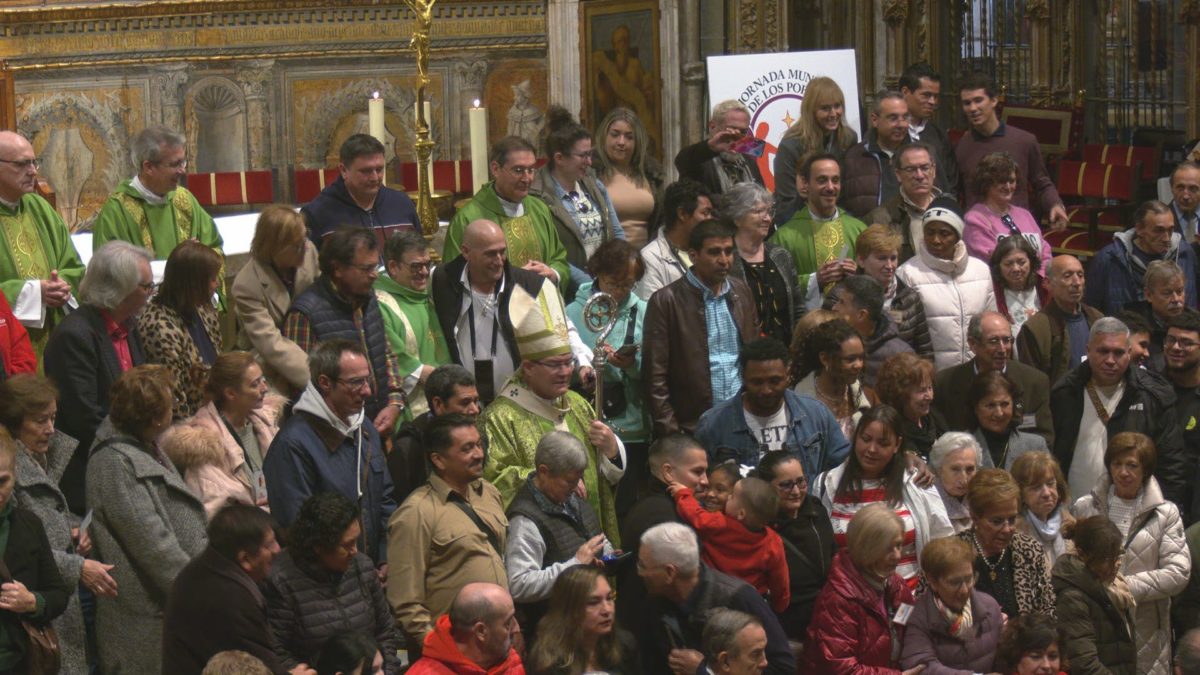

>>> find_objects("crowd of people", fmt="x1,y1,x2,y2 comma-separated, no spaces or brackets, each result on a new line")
3,60,1200,675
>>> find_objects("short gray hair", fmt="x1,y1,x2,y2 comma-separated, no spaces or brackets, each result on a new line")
710,100,750,126
640,522,700,575
967,311,1008,342
701,609,762,664
130,125,186,171
1144,259,1184,290
720,182,772,223
534,430,589,476
929,432,981,471
871,89,906,116
79,240,152,310
1089,317,1131,343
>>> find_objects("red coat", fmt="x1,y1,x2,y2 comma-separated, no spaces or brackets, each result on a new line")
0,293,34,377
804,549,914,675
406,614,526,675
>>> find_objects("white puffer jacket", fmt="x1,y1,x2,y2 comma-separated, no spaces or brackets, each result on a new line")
1073,475,1191,675
896,242,996,371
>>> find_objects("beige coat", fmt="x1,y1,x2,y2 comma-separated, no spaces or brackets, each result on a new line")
231,244,318,395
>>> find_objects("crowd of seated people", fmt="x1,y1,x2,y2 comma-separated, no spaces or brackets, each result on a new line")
7,60,1200,675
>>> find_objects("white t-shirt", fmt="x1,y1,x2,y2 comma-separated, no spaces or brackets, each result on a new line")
1068,381,1124,499
743,403,790,452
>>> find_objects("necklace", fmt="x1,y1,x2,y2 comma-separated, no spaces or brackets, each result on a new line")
971,531,1007,582
814,378,851,415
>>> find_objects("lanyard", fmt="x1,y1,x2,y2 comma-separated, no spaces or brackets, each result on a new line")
1085,381,1115,425
999,213,1022,238
467,287,501,358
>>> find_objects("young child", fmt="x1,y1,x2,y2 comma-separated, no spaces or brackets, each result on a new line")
704,462,741,512
668,476,790,613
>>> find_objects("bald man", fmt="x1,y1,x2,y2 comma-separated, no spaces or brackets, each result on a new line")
1017,255,1104,386
406,582,524,673
0,130,85,358
430,219,593,404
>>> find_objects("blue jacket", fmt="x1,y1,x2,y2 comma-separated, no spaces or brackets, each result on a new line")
302,175,418,250
264,412,397,563
1085,229,1198,316
694,389,850,480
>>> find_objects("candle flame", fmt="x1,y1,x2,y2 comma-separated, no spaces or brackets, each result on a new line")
473,99,481,108
372,91,380,99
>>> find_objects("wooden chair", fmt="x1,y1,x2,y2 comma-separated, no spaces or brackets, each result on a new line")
1043,160,1141,258
1000,102,1084,160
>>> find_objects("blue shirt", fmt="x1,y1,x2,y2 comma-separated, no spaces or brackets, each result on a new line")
686,270,741,405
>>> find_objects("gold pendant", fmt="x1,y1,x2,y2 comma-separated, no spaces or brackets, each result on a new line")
990,570,997,582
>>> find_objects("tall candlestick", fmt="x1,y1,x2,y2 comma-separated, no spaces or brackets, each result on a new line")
368,92,385,145
414,100,434,185
469,100,489,194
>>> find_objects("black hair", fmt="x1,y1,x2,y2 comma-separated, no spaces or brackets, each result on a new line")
800,152,841,181
314,632,376,675
707,461,742,486
835,405,907,506
287,492,361,563
754,451,804,482
385,230,429,264
958,72,998,99
1168,308,1200,336
834,275,884,326
339,133,386,165
994,614,1062,674
898,62,941,94
737,337,789,372
318,226,377,277
687,219,735,252
207,503,276,562
801,318,861,378
423,412,477,459
663,179,712,231
424,365,477,409
1118,309,1152,337
541,105,591,168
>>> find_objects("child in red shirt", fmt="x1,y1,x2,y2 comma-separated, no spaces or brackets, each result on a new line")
668,476,790,613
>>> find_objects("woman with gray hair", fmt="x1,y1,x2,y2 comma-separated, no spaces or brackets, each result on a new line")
929,431,982,533
724,182,803,345
505,431,611,638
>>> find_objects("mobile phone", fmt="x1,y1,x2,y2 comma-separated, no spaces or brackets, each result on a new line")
600,551,631,566
616,343,640,357
731,135,766,157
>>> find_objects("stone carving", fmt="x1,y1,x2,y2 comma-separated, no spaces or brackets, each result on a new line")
236,60,275,168
506,79,541,144
154,64,192,131
453,60,489,92
297,78,439,168
883,0,909,24
189,79,248,172
1026,0,1050,21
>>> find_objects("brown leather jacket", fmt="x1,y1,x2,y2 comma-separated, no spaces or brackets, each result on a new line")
642,274,760,437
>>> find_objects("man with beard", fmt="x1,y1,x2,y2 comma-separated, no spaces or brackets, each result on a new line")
1088,200,1198,316
1162,310,1200,519
1017,255,1104,387
1122,260,1190,370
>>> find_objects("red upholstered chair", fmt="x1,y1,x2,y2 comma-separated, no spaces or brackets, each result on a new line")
1043,160,1141,258
1080,144,1160,182
292,168,341,204
186,170,275,208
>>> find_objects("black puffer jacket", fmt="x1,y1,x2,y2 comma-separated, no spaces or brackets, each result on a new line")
1052,554,1137,675
822,275,933,361
263,549,401,674
772,496,834,640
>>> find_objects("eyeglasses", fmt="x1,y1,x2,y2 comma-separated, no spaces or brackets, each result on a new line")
983,336,1015,347
0,158,38,170
749,206,775,217
156,158,188,170
347,262,379,274
406,261,431,274
336,376,372,390
1166,335,1200,349
984,515,1018,528
505,165,536,177
898,164,933,175
941,572,978,589
566,151,593,161
138,280,157,292
775,477,808,492
535,357,578,372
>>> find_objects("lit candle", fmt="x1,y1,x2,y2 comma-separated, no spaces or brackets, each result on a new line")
469,100,489,194
414,100,434,185
368,92,385,145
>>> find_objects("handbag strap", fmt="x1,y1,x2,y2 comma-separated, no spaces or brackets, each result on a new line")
449,495,503,556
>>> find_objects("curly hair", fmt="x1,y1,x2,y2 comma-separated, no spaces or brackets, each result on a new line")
286,492,361,563
971,151,1019,198
109,365,174,437
801,318,861,379
874,352,934,414
585,238,645,281
787,309,838,385
994,614,1062,673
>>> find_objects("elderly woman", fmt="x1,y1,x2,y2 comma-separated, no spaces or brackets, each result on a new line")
0,376,92,674
137,239,223,419
848,224,933,359
968,370,1047,470
263,491,400,674
793,318,874,441
86,364,208,674
896,200,997,370
1072,431,1189,675
900,536,1004,674
995,614,1066,675
957,468,1055,620
774,76,858,210
1053,515,1138,675
526,566,638,675
989,235,1048,337
928,432,982,533
1011,451,1074,568
167,351,279,517
804,503,914,672
817,405,953,588
505,431,610,638
232,204,319,396
593,107,664,248
964,152,1053,269
876,352,944,459
756,451,833,640
723,182,803,346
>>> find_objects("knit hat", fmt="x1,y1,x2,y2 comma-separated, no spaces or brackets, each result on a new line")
510,284,571,361
922,196,965,237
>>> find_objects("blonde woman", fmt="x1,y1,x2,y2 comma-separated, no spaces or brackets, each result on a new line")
773,77,858,208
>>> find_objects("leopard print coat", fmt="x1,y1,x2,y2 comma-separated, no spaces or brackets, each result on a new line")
957,528,1056,619
136,298,222,420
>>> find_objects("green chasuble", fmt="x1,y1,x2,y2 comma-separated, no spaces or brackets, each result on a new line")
373,274,451,422
0,193,86,357
481,375,621,547
769,205,867,293
445,182,569,288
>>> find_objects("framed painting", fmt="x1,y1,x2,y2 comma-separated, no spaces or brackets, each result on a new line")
581,0,662,156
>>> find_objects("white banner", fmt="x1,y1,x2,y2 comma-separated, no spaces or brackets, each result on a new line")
706,49,861,191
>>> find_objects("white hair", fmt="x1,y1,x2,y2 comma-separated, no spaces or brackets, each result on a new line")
640,522,700,575
710,100,750,126
1089,317,1130,342
79,240,152,310
130,125,185,171
928,431,981,471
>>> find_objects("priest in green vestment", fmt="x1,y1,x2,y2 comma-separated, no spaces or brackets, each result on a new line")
445,136,569,287
479,274,624,546
770,152,866,310
0,131,86,359
375,230,450,423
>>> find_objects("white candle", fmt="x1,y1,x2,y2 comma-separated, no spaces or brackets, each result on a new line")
414,100,434,185
469,100,489,194
368,92,385,146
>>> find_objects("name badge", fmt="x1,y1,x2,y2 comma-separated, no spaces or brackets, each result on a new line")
893,603,914,626
251,470,268,506
1020,414,1037,430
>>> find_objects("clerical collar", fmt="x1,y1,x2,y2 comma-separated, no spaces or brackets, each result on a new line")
495,192,524,218
0,194,19,210
131,175,168,205
809,206,839,223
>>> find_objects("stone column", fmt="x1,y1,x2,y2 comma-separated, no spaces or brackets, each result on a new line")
153,63,190,132
453,59,489,158
236,59,275,169
547,0,582,116
679,0,704,167
882,0,909,89
659,0,681,173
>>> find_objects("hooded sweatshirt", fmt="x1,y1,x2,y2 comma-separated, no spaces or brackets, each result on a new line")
301,175,418,252
1084,228,1198,316
406,614,525,675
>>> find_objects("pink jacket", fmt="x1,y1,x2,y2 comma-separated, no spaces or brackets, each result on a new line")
963,203,1053,271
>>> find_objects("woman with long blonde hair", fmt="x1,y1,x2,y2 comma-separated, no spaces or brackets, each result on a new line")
774,76,858,208
592,107,664,247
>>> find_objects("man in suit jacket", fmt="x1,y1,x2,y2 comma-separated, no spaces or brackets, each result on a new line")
934,311,1054,447
44,240,153,513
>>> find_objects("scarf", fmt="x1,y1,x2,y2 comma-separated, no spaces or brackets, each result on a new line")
933,593,974,639
917,239,969,277
714,152,754,193
1025,507,1066,558
292,381,365,439
1107,573,1137,613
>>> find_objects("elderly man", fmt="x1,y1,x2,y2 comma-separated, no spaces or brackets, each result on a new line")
829,275,915,385
93,125,223,263
638,522,794,675
934,311,1053,445
284,226,404,434
445,136,569,286
1089,200,1198,316
388,414,509,658
770,153,868,309
302,133,417,250
1122,259,1190,369
389,364,483,505
1169,161,1200,242
674,100,765,198
376,229,450,422
1050,317,1187,510
0,130,85,357
264,340,397,563
701,610,770,675
841,90,910,218
431,219,593,405
504,431,609,634
1017,255,1104,386
405,583,524,675
45,240,153,512
636,179,714,300
899,62,958,195
864,142,943,261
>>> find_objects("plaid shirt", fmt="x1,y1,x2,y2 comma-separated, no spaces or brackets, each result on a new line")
685,270,742,405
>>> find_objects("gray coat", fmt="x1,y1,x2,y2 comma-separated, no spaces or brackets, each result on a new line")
86,422,208,674
972,427,1048,471
14,433,87,675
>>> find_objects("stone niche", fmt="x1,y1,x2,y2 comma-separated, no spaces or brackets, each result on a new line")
0,0,549,230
